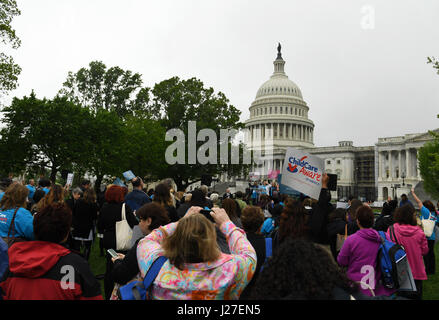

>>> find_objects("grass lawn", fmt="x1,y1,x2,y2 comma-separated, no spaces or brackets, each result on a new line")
87,236,439,300
422,242,439,300
88,239,106,296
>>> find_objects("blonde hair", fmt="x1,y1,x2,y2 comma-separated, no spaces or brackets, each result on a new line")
162,214,221,269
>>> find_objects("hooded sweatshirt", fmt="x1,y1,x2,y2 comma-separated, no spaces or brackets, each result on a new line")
387,223,429,280
0,241,102,300
337,228,395,297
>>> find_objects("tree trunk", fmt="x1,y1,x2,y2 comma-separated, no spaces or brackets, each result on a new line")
95,173,104,193
50,165,58,184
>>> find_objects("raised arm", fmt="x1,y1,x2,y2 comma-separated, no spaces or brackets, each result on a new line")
210,207,257,298
411,188,423,209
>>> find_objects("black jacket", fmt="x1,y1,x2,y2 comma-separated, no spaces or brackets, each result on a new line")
97,202,138,251
111,237,142,285
164,205,179,223
177,202,191,219
216,217,243,254
71,199,99,239
374,214,394,232
240,232,267,300
308,188,333,245
326,218,347,259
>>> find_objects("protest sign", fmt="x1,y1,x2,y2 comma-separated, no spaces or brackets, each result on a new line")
66,173,74,186
278,174,301,197
123,170,136,181
113,177,127,187
280,147,325,200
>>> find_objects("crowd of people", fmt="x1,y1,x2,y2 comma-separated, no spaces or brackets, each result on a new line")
0,173,438,300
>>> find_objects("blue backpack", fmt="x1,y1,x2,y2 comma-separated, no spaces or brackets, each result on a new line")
119,256,167,300
0,237,8,281
260,238,272,273
377,227,410,290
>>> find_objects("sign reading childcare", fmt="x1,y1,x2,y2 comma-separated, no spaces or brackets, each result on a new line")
280,147,324,200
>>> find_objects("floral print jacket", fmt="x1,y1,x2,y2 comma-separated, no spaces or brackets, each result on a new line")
136,220,257,300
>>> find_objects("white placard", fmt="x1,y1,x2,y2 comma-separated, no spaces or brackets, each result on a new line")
66,173,74,186
280,148,325,200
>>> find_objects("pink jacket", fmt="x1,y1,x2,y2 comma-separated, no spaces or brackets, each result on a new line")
136,220,256,300
387,223,429,280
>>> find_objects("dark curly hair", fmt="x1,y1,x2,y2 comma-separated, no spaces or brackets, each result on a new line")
394,204,417,226
34,203,72,244
278,199,310,242
249,238,357,300
136,202,170,230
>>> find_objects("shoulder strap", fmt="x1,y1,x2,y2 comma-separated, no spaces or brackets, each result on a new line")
389,225,398,244
121,203,126,221
265,237,273,258
378,231,386,244
7,208,20,244
143,255,167,292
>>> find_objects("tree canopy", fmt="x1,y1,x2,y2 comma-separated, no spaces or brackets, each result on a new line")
59,60,150,119
0,0,21,94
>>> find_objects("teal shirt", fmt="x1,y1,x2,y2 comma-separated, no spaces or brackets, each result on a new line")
0,207,34,240
421,206,438,241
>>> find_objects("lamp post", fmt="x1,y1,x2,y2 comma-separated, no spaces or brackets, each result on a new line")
401,170,406,186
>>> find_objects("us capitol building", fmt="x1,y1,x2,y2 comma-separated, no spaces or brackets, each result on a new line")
244,44,437,202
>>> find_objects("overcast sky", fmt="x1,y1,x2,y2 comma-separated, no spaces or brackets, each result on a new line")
2,0,439,147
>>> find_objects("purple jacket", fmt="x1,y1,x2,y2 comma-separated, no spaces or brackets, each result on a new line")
337,228,395,297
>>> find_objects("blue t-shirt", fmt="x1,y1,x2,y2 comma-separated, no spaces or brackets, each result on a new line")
0,192,4,202
421,206,438,241
26,185,36,201
0,207,34,240
42,187,50,195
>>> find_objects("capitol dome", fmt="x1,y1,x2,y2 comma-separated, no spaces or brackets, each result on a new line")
255,76,303,100
245,43,315,177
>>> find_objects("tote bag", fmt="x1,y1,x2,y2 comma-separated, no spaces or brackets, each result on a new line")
421,212,435,238
115,203,133,251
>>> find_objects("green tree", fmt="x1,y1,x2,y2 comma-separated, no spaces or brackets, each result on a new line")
75,108,128,192
418,136,439,199
151,76,246,190
59,60,150,118
0,0,21,94
0,93,93,182
124,115,170,183
427,56,439,75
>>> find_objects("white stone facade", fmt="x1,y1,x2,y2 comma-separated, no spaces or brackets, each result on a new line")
375,131,436,201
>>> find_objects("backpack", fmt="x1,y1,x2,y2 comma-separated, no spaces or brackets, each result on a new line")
0,237,8,281
119,256,167,300
377,227,413,290
260,237,272,273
